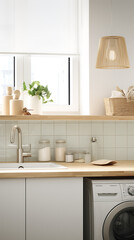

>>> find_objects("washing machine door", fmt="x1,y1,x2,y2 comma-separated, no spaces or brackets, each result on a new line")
103,201,134,240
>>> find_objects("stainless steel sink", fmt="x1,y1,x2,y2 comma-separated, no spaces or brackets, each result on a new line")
0,162,67,170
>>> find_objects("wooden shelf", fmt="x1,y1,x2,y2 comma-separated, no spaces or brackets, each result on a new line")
0,115,134,120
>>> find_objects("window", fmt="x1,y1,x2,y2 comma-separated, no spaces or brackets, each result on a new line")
17,54,79,113
0,56,14,104
0,0,89,114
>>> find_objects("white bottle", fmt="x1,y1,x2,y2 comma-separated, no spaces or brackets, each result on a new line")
91,137,97,161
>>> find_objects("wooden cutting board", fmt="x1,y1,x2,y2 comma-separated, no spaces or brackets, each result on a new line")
91,159,117,166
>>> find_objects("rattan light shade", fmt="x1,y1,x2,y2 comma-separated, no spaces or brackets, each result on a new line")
96,36,130,69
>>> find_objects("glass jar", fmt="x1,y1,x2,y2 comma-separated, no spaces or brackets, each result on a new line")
55,139,66,162
83,151,91,163
73,152,85,163
38,139,51,161
65,151,74,163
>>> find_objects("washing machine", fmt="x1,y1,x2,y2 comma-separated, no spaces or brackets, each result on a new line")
84,178,134,240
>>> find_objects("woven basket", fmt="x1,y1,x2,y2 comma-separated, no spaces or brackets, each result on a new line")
104,98,134,116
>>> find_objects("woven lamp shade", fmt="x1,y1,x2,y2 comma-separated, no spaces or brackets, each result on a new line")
96,36,130,69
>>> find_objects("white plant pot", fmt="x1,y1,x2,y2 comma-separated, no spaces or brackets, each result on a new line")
28,96,42,114
20,91,29,109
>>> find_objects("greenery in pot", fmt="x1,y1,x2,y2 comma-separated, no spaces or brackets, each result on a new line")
23,81,53,103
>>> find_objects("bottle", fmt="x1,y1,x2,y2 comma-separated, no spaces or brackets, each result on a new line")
10,90,23,115
84,152,91,163
55,139,66,162
2,87,13,115
91,137,97,161
38,140,51,161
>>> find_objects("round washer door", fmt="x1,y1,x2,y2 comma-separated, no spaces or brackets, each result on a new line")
103,201,134,240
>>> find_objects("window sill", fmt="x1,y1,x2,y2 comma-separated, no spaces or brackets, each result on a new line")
0,115,134,121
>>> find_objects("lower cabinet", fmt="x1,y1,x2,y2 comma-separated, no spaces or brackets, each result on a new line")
26,178,83,240
0,177,83,240
0,179,25,240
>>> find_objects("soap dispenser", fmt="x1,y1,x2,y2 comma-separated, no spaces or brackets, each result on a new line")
91,137,97,161
10,90,24,115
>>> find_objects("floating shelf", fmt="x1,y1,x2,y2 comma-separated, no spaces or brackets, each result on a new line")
0,115,134,120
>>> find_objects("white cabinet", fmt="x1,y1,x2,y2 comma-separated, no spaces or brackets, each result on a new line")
0,179,25,240
0,178,83,240
26,178,83,240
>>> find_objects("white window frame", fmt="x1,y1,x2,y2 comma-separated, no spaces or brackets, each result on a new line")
15,54,80,115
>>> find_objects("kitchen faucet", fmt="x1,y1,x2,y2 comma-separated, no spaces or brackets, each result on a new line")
10,125,31,163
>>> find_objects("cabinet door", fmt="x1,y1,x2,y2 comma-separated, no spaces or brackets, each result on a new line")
26,178,83,240
0,179,25,240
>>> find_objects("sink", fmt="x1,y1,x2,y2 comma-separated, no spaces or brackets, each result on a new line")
0,162,67,170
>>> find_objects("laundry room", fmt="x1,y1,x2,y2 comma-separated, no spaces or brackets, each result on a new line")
0,1,134,240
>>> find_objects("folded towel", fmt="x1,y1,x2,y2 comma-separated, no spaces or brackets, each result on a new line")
111,90,125,98
126,86,134,102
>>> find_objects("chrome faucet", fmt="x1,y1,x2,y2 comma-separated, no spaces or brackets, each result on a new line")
10,125,31,163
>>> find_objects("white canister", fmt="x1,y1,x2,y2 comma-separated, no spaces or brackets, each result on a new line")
38,140,51,161
65,152,74,163
55,139,66,162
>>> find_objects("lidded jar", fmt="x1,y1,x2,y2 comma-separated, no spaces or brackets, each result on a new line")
38,139,51,161
55,139,66,162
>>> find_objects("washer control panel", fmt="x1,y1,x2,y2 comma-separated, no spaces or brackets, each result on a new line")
122,184,134,199
128,186,134,196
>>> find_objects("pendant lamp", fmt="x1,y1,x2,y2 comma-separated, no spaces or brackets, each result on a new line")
96,36,130,69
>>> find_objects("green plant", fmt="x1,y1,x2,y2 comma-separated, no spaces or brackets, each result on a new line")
23,81,53,103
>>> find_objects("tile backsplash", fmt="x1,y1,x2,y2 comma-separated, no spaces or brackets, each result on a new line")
1,120,134,162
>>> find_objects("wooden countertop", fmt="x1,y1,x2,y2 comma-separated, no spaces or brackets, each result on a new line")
0,161,134,178
1,115,134,120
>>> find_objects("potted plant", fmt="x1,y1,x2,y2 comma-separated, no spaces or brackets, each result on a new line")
23,81,53,114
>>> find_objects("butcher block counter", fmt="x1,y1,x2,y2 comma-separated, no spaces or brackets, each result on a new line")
0,160,134,178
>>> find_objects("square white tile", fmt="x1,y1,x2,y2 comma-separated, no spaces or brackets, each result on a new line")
97,148,104,160
128,121,134,135
116,148,127,160
104,148,116,160
67,123,78,136
116,136,127,148
42,123,54,136
116,121,127,135
66,136,79,148
104,136,115,148
128,148,134,160
54,123,66,136
29,123,41,136
78,122,92,136
5,149,16,162
79,136,91,148
92,122,103,135
128,136,134,147
104,121,115,135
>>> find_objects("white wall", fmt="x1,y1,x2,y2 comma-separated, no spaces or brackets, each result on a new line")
90,0,134,115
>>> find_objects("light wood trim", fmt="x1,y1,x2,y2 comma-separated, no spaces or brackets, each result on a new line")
0,115,134,120
0,161,134,178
